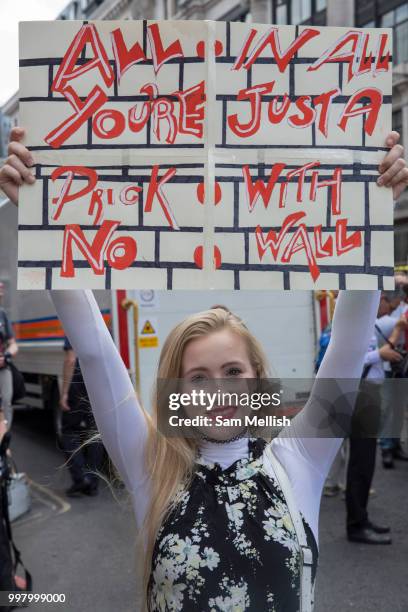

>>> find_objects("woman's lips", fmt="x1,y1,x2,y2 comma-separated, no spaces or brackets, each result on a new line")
208,405,237,420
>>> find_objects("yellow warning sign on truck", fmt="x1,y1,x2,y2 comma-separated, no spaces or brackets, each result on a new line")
141,320,156,335
139,317,159,348
139,337,158,348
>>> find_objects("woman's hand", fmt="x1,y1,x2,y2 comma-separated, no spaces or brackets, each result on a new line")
0,127,35,206
378,131,408,200
2,127,407,207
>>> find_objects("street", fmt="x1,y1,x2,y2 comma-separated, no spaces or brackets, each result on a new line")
7,408,408,612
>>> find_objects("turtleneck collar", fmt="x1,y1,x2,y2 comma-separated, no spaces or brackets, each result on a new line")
198,436,249,470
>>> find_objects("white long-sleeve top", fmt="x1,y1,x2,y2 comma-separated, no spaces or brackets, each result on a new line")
363,332,384,382
50,290,380,546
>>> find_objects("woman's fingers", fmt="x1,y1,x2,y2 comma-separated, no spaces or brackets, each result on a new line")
1,164,23,186
378,129,408,197
376,130,408,199
6,154,35,184
8,140,34,167
379,130,402,174
388,166,408,187
0,164,21,205
377,130,407,199
378,156,405,186
378,143,404,176
9,126,26,144
392,169,408,200
385,130,400,148
0,126,35,205
7,133,35,182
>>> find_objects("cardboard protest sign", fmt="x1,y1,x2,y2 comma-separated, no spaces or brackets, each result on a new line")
18,20,393,290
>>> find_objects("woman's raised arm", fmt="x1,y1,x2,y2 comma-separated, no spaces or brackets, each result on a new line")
0,126,152,527
275,290,381,466
272,290,380,541
50,289,150,527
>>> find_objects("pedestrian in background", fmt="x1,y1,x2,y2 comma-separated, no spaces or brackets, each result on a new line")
0,282,19,431
376,291,408,468
345,294,404,545
0,418,14,602
60,337,104,498
315,293,348,498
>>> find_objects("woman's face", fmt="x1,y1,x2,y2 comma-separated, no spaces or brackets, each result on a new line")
179,329,256,441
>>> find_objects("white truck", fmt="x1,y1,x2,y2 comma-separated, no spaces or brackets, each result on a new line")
1,196,330,437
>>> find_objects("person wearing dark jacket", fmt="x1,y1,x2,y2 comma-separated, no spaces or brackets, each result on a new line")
0,420,15,611
60,337,104,497
0,282,19,431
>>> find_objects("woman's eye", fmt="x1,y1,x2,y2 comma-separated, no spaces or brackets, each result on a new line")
191,374,207,382
226,367,242,376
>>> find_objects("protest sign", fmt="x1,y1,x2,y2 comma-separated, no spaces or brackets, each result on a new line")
18,20,393,289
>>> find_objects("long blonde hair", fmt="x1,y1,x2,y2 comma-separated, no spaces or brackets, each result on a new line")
141,305,270,606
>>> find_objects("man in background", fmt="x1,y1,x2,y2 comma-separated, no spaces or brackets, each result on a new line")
0,281,18,431
346,293,404,544
60,337,104,498
377,288,408,468
0,418,14,604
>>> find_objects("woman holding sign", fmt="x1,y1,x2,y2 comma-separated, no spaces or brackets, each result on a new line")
1,127,408,611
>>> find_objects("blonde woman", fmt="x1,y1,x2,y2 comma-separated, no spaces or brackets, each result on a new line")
1,128,408,611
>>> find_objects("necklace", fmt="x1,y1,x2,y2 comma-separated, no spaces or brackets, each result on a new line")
195,426,249,444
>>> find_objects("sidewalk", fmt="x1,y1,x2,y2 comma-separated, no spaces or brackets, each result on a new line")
315,448,408,611
9,410,408,611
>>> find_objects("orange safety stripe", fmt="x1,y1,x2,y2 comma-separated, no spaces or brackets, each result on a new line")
13,313,111,342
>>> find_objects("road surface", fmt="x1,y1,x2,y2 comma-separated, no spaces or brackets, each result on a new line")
6,409,408,612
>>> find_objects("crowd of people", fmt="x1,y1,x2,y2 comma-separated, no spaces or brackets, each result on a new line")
317,281,408,544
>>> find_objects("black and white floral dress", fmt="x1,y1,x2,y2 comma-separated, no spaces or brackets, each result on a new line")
148,438,318,611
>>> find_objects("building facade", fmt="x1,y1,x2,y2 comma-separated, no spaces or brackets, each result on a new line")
1,0,407,265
